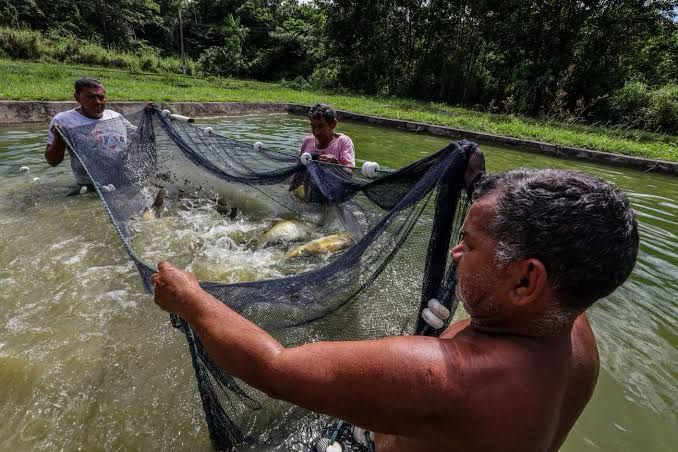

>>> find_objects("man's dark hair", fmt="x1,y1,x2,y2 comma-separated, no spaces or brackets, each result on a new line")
473,168,639,311
309,103,336,122
75,77,104,94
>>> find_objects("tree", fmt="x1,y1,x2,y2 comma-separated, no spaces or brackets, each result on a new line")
198,14,247,76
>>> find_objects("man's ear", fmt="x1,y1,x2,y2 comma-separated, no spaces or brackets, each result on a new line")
508,259,547,306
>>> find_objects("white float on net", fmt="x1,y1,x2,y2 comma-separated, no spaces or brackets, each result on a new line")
326,442,343,452
421,307,444,329
171,113,193,122
428,298,451,320
161,109,193,122
361,161,380,179
315,438,343,452
300,152,313,166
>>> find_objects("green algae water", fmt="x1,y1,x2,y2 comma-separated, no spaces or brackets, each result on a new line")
0,114,676,451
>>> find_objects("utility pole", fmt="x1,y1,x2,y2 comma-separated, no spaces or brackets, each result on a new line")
179,6,186,75
13,0,20,27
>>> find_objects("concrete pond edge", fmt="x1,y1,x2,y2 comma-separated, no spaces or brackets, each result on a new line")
1,100,675,175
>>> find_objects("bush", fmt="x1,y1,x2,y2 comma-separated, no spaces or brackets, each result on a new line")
198,45,244,77
158,55,196,76
644,85,678,134
280,75,309,91
609,82,678,133
0,26,196,76
309,63,339,90
138,47,160,73
68,42,134,71
49,34,81,62
608,82,650,124
0,27,43,59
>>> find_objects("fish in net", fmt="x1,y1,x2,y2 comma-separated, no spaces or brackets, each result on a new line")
55,105,473,450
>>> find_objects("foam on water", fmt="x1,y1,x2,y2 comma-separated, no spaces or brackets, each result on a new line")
128,194,348,286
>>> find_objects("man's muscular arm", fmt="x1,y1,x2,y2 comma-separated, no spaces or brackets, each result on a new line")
45,132,66,167
152,261,465,436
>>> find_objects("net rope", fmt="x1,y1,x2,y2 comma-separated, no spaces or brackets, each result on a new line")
56,105,472,450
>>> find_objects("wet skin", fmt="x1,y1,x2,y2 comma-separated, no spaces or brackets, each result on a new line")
152,194,600,451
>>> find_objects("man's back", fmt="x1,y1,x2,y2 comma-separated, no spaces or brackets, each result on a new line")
373,315,599,451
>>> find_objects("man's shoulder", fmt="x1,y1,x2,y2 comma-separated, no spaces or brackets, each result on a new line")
53,109,121,120
102,109,122,119
336,133,353,145
440,323,562,383
52,108,80,122
434,320,599,449
52,109,124,129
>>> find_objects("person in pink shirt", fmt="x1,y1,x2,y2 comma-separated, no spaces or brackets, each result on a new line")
299,103,355,167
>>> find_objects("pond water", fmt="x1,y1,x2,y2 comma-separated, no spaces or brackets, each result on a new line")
0,113,676,451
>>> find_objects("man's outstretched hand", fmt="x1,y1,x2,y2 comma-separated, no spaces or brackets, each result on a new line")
151,261,203,318
460,140,485,196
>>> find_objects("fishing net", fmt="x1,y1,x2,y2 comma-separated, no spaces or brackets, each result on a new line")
56,105,472,451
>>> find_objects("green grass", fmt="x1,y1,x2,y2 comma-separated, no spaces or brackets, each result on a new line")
1,59,676,161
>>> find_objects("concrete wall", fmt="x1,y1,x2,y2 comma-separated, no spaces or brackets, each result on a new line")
287,104,677,175
0,101,289,124
1,100,675,175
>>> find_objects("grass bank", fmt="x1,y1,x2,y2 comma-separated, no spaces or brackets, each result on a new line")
1,59,676,162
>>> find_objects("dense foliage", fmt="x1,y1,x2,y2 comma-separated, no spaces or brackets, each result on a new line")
1,0,676,133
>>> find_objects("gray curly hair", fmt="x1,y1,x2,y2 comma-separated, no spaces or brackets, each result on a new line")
473,168,639,312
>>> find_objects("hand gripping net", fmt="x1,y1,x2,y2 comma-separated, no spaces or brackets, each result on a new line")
56,106,472,450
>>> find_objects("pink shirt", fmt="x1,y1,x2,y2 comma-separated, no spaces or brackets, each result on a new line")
300,134,355,167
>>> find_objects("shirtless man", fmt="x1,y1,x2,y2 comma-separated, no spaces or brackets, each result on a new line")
152,157,638,451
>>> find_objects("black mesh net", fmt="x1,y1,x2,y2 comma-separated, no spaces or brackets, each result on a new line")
56,106,472,451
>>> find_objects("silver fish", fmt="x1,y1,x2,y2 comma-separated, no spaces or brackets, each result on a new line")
257,219,314,248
